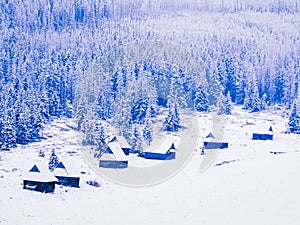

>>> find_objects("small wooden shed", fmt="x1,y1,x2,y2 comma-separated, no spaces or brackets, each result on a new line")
252,126,273,140
142,136,177,160
99,142,128,169
23,163,58,193
53,161,80,187
203,132,229,149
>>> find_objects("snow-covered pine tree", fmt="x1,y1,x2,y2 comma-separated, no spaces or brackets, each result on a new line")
243,95,252,110
94,121,107,158
131,125,142,151
288,101,300,134
164,103,181,132
194,86,209,112
216,94,226,115
261,93,268,110
0,119,16,149
49,149,59,172
251,86,262,112
143,119,153,146
224,92,232,115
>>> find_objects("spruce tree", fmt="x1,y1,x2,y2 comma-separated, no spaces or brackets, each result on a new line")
194,86,209,112
143,119,153,146
131,125,142,151
251,86,261,112
49,149,59,172
94,122,107,158
288,101,300,134
164,104,181,132
224,92,232,115
261,93,268,110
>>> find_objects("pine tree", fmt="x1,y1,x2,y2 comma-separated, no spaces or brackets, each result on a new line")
94,121,107,158
143,119,153,146
224,92,232,115
217,94,226,115
131,125,142,151
288,101,300,134
261,93,268,110
194,86,209,112
48,149,59,172
243,95,252,110
164,104,181,132
251,86,261,112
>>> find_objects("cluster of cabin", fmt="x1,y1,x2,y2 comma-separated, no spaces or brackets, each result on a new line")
98,125,274,167
202,125,274,154
98,135,179,169
23,124,274,193
23,160,80,193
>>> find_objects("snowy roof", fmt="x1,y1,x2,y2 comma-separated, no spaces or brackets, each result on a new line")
204,132,228,143
253,125,273,135
144,135,179,154
52,159,80,177
109,135,131,149
115,136,131,149
106,142,128,161
23,163,58,182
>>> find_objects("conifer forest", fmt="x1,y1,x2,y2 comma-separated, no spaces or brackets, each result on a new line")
0,0,299,149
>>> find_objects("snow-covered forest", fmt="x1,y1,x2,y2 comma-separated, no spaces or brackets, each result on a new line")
0,0,299,149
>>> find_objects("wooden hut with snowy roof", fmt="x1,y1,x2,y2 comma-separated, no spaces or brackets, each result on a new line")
23,163,58,193
142,136,178,160
53,160,80,187
99,142,128,169
109,135,131,155
252,125,273,140
203,132,228,149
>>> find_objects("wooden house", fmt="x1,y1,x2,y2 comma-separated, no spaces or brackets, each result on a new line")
53,161,80,187
142,136,177,160
203,132,229,149
252,125,273,140
23,163,58,193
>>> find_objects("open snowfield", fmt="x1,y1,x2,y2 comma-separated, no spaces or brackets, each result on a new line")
1,107,300,225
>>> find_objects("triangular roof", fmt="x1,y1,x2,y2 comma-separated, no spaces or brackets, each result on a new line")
108,135,131,149
253,124,273,135
56,161,66,169
204,131,228,143
115,135,131,149
53,160,80,177
205,132,215,139
29,164,40,173
108,142,127,161
269,126,273,132
24,163,57,182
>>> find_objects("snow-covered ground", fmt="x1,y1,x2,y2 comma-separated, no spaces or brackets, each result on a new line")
1,107,300,225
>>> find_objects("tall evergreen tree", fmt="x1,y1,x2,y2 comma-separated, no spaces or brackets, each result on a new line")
164,103,181,132
288,101,300,134
194,86,209,112
251,86,262,112
94,121,107,158
49,149,59,172
143,119,153,146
